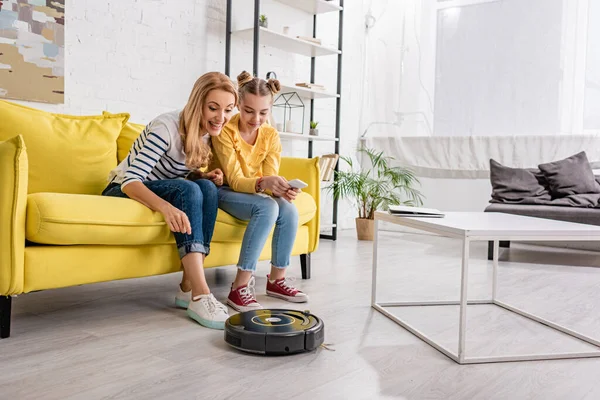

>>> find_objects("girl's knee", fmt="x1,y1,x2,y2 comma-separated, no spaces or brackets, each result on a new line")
254,197,279,221
280,201,299,222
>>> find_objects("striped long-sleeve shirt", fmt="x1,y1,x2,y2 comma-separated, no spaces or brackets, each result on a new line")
108,110,195,189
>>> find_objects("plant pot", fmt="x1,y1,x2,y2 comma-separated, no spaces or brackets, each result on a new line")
259,18,268,28
309,128,319,136
355,218,374,241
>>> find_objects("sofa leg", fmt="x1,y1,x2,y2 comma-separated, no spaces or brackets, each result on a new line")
0,296,11,339
488,241,510,260
300,254,311,280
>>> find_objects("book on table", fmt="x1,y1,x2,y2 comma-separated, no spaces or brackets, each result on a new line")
387,205,445,218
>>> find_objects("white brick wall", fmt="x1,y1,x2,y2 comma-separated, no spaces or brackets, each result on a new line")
10,0,366,231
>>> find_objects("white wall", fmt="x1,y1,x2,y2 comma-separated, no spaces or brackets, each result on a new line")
7,0,367,231
10,0,229,122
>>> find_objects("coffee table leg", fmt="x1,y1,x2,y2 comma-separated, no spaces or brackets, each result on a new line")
458,238,470,363
492,240,499,300
371,219,379,306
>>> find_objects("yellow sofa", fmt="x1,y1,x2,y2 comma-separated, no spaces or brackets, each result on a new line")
0,100,320,339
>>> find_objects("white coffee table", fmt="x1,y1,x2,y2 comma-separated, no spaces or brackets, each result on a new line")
371,211,600,364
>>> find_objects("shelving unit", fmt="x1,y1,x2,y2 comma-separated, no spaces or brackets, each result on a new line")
273,0,342,15
232,27,340,58
280,83,339,100
278,132,339,142
225,0,344,241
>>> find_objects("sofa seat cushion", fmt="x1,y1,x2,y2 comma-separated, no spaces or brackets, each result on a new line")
26,191,317,245
26,193,174,245
485,204,600,226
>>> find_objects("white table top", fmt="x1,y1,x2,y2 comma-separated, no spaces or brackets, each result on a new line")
375,211,600,240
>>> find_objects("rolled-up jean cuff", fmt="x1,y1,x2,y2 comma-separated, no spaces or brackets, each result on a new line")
237,264,257,272
178,242,209,259
271,264,288,269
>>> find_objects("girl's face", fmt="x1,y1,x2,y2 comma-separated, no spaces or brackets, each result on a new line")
239,93,272,133
204,89,236,136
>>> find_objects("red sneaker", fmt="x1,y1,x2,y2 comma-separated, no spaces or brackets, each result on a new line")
266,275,308,303
227,276,263,312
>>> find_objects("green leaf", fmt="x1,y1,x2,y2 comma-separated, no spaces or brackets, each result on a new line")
324,146,425,219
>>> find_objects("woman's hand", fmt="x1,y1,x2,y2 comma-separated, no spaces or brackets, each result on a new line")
159,203,192,234
205,168,224,186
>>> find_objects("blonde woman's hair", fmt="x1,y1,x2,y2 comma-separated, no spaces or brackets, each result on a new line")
179,71,238,170
237,70,281,103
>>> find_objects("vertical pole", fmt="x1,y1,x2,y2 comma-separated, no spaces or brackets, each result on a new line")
253,0,260,77
225,0,232,76
331,0,344,241
371,219,379,305
309,14,317,158
492,240,499,301
458,238,470,363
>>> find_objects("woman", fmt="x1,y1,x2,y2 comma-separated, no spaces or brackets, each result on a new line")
102,71,236,330
210,71,308,312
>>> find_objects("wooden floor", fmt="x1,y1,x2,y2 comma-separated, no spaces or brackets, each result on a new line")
4,226,600,399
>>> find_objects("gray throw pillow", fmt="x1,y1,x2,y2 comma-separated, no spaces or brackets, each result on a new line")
489,159,551,202
538,151,600,197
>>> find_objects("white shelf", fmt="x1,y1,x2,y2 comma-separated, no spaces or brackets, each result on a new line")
233,27,341,58
280,83,339,99
278,132,339,142
273,0,343,15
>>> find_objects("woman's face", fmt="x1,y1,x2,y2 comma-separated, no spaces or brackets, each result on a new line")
203,89,236,136
239,93,272,133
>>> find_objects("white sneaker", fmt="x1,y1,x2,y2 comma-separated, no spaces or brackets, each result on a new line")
187,293,229,330
175,287,191,309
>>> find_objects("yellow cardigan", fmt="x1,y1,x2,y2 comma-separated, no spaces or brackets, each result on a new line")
210,113,282,193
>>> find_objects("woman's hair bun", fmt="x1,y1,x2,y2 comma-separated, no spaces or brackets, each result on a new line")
237,71,253,88
266,78,281,95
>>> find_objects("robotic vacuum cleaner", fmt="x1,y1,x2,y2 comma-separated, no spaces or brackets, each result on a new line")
224,309,324,355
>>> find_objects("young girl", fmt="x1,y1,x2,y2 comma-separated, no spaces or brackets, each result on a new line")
102,71,236,330
210,71,308,312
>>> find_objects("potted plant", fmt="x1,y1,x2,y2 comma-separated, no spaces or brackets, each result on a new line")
309,121,319,136
259,14,268,28
326,147,424,240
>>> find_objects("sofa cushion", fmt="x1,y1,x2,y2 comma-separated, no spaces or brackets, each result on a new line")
538,151,600,197
0,100,129,195
26,191,317,245
485,203,600,226
489,159,551,203
103,111,145,163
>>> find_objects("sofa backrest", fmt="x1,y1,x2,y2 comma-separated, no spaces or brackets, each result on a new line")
102,111,145,164
0,100,129,195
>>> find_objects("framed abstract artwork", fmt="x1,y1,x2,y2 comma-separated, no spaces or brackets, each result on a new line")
0,0,65,104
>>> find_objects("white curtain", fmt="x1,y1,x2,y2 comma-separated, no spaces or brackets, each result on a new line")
359,0,600,141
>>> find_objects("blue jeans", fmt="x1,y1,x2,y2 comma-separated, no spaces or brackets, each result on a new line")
102,179,218,259
218,186,298,271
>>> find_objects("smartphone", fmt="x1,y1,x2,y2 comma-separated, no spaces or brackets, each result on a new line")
287,179,308,189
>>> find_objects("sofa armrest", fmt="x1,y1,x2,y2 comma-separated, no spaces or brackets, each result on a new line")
279,157,320,253
0,135,28,296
